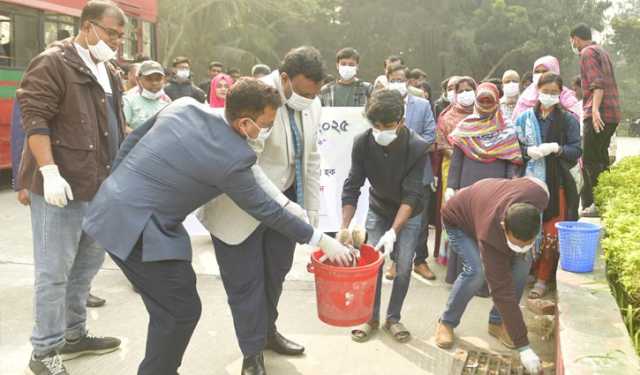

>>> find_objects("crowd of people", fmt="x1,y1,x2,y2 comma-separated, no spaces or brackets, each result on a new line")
10,1,621,375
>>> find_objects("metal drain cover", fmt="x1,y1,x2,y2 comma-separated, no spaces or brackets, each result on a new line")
461,350,527,375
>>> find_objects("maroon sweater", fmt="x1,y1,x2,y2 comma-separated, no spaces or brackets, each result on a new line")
442,177,549,348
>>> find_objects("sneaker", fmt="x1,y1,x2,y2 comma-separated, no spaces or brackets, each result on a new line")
385,262,397,280
435,321,454,349
28,352,68,375
488,323,516,349
580,204,599,218
413,262,436,280
59,333,121,361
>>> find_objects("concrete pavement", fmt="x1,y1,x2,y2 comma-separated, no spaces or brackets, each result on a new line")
0,188,556,374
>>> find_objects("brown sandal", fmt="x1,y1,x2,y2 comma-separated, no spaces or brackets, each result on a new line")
351,320,379,343
383,321,411,343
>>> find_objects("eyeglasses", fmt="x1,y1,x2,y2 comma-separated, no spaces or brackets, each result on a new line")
90,21,125,40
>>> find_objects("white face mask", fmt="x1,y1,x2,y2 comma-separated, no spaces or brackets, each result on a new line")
175,68,190,80
457,90,476,107
533,73,542,86
286,80,315,111
447,90,456,103
539,93,560,108
242,119,270,141
338,65,357,81
570,40,580,55
506,237,534,254
388,82,408,97
372,127,398,146
86,25,116,63
503,82,520,98
141,88,164,101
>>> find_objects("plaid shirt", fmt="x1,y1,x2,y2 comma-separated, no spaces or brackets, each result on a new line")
319,80,372,107
579,43,621,124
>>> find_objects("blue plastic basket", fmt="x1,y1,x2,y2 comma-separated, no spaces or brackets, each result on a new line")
556,221,602,273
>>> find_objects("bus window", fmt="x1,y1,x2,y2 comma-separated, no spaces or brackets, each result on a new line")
0,14,10,66
122,16,139,61
44,14,76,47
13,12,39,67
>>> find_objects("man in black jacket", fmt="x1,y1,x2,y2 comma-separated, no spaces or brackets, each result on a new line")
339,89,428,344
164,56,206,103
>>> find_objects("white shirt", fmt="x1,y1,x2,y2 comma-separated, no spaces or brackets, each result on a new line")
73,42,112,94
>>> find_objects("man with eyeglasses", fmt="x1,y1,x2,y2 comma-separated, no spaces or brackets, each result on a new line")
16,1,126,373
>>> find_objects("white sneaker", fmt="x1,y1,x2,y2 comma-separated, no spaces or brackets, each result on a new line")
580,204,599,218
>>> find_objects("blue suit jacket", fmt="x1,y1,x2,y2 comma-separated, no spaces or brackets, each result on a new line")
405,95,436,185
10,101,25,191
82,98,313,262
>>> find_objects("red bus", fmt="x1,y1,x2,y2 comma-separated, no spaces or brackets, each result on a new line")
0,0,158,170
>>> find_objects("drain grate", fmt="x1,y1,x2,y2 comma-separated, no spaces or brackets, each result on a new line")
461,350,526,375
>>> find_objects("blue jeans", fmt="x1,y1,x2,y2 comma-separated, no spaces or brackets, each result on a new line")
30,193,106,356
367,210,422,323
440,226,531,328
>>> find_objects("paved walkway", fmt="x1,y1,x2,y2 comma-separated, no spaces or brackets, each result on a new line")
0,190,556,374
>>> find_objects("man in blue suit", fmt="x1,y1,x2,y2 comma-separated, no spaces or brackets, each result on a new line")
385,63,437,281
82,79,353,375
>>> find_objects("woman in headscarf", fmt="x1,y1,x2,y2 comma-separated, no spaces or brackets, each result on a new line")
514,72,582,299
511,56,580,122
500,70,520,124
444,82,524,288
208,73,234,108
431,76,477,263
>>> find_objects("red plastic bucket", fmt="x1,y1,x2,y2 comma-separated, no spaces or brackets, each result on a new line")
307,244,383,327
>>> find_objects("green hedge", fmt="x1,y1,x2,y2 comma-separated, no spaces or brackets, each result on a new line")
595,156,640,299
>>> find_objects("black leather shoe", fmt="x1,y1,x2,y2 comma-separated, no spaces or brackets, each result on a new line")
86,293,106,308
265,331,305,356
241,353,266,375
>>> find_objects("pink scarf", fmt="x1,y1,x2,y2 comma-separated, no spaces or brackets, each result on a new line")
436,76,477,151
511,55,580,122
208,74,234,108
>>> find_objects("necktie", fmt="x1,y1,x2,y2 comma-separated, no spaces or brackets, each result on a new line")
287,107,305,206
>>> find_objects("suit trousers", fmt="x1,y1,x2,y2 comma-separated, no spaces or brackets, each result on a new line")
212,224,296,357
109,239,202,375
581,118,617,207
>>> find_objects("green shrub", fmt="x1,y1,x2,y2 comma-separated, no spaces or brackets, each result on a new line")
596,156,640,300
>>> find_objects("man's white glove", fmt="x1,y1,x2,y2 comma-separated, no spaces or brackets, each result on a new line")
337,228,353,246
374,229,396,254
318,234,354,266
40,165,73,208
526,146,545,160
538,142,560,156
444,188,456,202
519,347,542,374
285,201,309,224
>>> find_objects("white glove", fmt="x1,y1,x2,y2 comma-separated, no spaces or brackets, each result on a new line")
285,201,309,224
337,228,353,246
538,142,560,156
526,146,545,160
374,229,396,254
430,176,439,192
519,348,542,374
40,165,73,208
444,188,456,202
318,234,354,266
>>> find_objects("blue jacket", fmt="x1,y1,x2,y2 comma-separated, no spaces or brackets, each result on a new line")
82,98,313,262
10,100,25,191
405,95,436,185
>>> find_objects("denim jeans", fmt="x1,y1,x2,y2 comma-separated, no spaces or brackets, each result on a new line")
440,226,531,328
30,193,106,356
413,189,431,264
367,209,422,323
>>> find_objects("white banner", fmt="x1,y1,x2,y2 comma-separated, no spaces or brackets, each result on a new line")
317,107,370,233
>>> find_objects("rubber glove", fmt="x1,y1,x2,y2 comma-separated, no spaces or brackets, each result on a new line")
526,146,545,160
444,188,456,202
40,165,73,208
284,201,309,224
374,229,396,254
318,234,353,266
337,228,353,246
538,142,560,156
519,347,542,374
